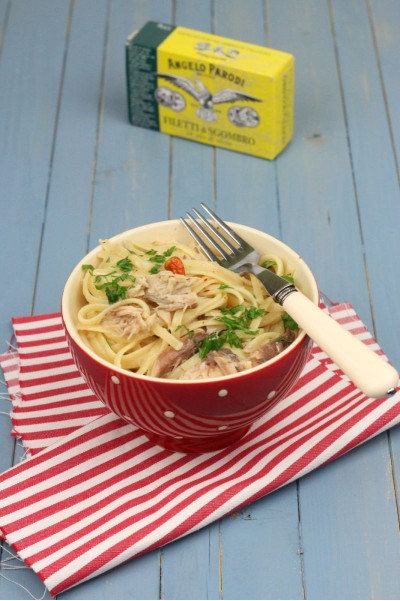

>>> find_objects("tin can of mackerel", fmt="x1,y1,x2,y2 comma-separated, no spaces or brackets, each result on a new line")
126,22,294,160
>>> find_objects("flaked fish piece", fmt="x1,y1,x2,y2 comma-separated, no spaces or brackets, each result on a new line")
126,277,147,298
151,331,207,378
238,330,295,371
101,305,157,339
128,272,199,311
180,348,239,380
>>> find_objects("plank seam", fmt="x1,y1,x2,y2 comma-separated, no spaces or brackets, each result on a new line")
0,0,11,59
327,0,377,338
366,0,400,188
30,0,75,317
86,0,112,254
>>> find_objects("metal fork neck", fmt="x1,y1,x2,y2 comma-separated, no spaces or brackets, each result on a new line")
237,263,297,306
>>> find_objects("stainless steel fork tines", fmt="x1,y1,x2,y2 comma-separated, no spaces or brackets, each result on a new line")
179,204,399,399
180,203,296,303
180,203,260,271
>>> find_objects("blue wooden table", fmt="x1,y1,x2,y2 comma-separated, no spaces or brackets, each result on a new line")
1,0,400,598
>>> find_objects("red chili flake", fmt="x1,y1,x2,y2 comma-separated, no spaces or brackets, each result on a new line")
164,256,185,275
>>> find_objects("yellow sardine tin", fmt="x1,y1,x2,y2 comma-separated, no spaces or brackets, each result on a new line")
126,22,294,160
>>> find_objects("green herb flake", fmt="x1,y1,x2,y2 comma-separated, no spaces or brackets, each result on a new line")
163,246,176,257
116,256,134,272
220,303,244,315
145,249,157,255
281,273,294,283
106,257,111,262
175,324,194,338
149,255,166,263
81,264,94,271
281,312,298,331
149,266,160,274
244,306,267,320
226,330,243,349
105,286,127,304
261,260,277,269
216,315,259,335
218,283,231,290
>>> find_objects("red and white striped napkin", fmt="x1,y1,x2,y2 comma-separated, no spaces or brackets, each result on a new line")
0,303,399,596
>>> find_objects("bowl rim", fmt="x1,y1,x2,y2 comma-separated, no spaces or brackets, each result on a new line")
61,220,319,385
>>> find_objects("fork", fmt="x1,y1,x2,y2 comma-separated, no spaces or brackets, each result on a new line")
180,203,399,399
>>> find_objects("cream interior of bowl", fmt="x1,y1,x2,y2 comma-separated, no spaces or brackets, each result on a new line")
62,220,319,382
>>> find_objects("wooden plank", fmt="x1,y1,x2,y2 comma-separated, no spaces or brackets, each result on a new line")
269,0,371,321
0,0,15,482
0,0,70,343
161,2,221,599
268,1,400,598
33,0,109,314
0,2,71,597
369,0,400,542
210,2,304,599
87,0,173,248
168,0,216,218
213,0,281,238
369,0,400,162
0,1,10,53
60,1,174,599
331,0,400,365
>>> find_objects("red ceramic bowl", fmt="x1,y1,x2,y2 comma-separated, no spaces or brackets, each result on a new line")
61,220,319,453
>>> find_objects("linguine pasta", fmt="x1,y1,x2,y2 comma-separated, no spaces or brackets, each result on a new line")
77,238,299,380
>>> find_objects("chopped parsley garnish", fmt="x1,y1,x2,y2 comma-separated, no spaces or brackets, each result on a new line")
95,279,128,304
281,312,298,331
163,246,176,257
194,305,268,358
281,273,294,283
149,265,160,274
220,303,244,315
217,304,267,334
219,283,231,290
175,325,194,338
262,259,277,269
244,306,267,320
216,315,259,335
147,246,178,268
81,264,94,271
149,254,166,263
116,256,134,272
196,330,243,360
89,256,136,304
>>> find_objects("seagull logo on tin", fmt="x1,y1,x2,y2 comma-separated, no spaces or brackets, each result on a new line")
154,73,261,122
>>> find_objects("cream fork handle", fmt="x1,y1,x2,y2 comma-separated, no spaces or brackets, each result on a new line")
282,291,399,399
